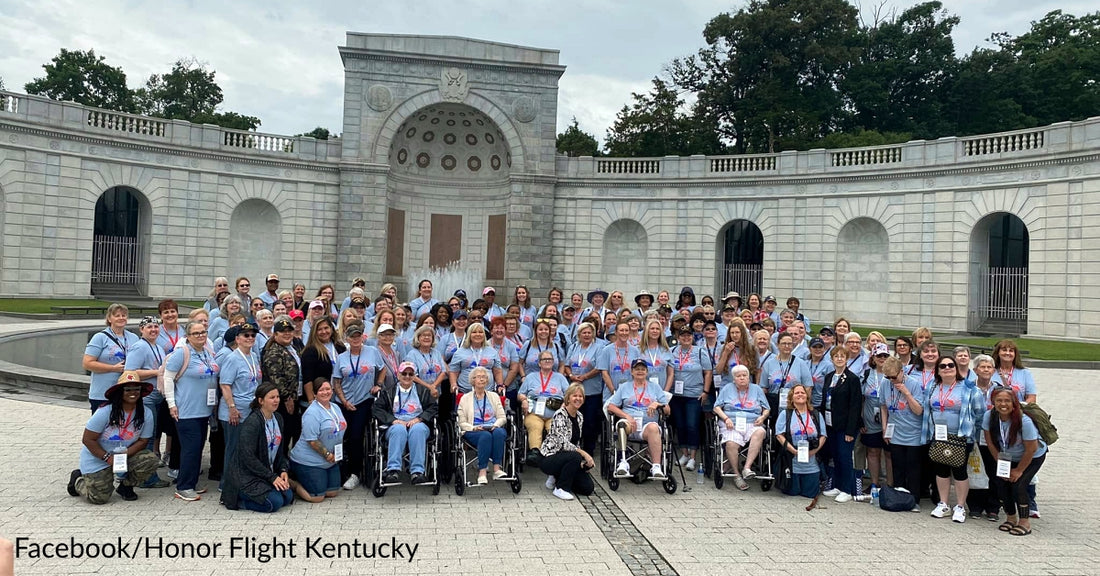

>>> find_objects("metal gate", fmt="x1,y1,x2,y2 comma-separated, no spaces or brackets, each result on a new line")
972,266,1028,333
91,235,146,291
720,264,763,297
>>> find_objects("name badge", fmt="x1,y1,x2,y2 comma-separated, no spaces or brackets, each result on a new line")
535,398,547,417
979,432,988,447
996,458,1011,479
796,440,809,463
333,443,344,461
934,424,948,441
674,380,684,395
735,416,748,432
824,411,833,427
633,416,644,435
648,376,658,387
779,388,789,407
113,452,128,473
207,388,217,406
714,375,722,387
884,423,895,439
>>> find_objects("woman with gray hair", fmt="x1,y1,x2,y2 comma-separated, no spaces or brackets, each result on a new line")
210,295,244,347
205,277,230,312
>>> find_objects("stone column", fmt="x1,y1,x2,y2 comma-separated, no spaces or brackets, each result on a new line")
336,164,389,289
505,175,557,297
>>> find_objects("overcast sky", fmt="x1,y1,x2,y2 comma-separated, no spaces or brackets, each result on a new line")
0,0,1093,145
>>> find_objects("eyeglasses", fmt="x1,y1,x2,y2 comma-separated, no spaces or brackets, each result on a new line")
704,326,717,331
240,333,256,338
400,371,415,377
239,283,250,288
216,283,228,287
189,330,208,336
539,357,555,362
938,363,956,369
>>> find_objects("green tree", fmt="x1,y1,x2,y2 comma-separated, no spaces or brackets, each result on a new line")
297,127,332,140
843,1,959,139
555,117,599,156
670,0,860,153
604,78,722,157
0,76,5,91
24,48,135,111
136,58,260,130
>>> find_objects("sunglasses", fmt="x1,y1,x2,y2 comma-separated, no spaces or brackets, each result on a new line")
239,283,250,288
400,371,415,376
938,363,956,369
123,386,143,392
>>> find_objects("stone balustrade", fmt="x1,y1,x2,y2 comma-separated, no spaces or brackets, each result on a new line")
86,109,167,137
709,154,777,173
961,128,1045,157
222,128,295,153
0,92,18,114
829,146,902,167
596,158,660,174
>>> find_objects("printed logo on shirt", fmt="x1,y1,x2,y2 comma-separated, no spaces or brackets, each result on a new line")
104,424,136,443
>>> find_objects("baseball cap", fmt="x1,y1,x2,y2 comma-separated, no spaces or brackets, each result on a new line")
309,299,324,309
631,358,648,369
809,337,826,348
398,361,417,375
482,287,495,295
274,319,294,332
819,325,835,335
377,324,396,334
266,274,280,282
764,295,777,303
288,309,305,320
345,321,365,337
872,343,890,356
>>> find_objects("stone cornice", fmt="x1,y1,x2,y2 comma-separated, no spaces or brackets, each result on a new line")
339,48,566,78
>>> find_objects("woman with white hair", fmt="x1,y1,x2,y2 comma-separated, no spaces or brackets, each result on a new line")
448,323,503,394
714,364,769,490
205,277,230,312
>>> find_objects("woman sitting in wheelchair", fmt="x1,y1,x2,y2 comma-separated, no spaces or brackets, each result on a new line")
714,364,770,490
518,351,570,463
606,358,673,479
372,361,438,485
457,366,508,485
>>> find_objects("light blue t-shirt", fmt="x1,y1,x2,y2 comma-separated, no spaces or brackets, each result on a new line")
164,344,219,420
408,297,439,320
124,339,165,404
264,415,283,465
218,348,262,422
390,385,424,422
991,368,1038,402
670,344,712,398
518,371,569,418
775,409,827,474
805,357,832,406
926,382,968,435
84,329,140,401
884,376,929,446
449,346,501,393
520,341,563,376
981,411,1047,461
567,341,606,397
716,383,768,420
335,348,383,407
597,344,640,397
861,370,887,434
79,405,155,474
638,346,674,389
155,325,184,355
404,348,446,386
489,340,520,389
605,380,672,420
290,401,347,469
759,355,812,394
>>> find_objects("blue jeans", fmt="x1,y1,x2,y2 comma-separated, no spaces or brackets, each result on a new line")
464,428,507,470
239,489,293,513
291,460,341,496
670,396,701,449
785,472,820,499
220,419,243,490
825,426,856,495
175,417,208,491
386,422,430,474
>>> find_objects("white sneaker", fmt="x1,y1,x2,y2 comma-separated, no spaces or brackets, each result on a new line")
342,474,360,490
823,488,841,497
952,505,967,523
678,454,689,467
835,492,853,503
545,475,556,490
931,502,951,518
552,488,575,501
685,458,696,471
650,464,666,479
477,474,488,486
616,460,630,476
166,468,179,480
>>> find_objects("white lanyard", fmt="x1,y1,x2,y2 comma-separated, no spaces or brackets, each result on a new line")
237,348,258,381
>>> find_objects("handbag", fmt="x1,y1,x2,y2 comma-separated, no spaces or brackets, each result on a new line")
879,486,916,512
967,445,988,489
929,434,969,468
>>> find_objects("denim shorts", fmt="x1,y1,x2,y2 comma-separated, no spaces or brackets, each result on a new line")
291,460,340,496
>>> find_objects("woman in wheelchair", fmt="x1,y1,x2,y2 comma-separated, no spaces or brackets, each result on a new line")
775,383,828,499
606,358,673,479
372,361,438,485
457,366,508,484
518,351,570,463
713,364,770,490
539,384,596,500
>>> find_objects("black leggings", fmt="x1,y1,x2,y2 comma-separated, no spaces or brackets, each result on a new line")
581,394,604,454
540,451,594,496
889,443,925,505
994,454,1045,518
931,444,973,481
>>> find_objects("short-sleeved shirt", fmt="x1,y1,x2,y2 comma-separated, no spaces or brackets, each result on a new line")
335,348,383,406
290,401,347,469
670,345,712,397
520,341,562,376
518,371,569,418
806,357,832,406
991,368,1038,402
489,340,520,388
164,344,219,420
861,370,887,434
218,348,262,422
84,329,140,400
638,346,673,388
606,380,672,419
981,412,1047,461
567,341,606,397
775,409,827,474
124,339,165,403
449,346,501,393
391,385,424,422
716,383,768,420
759,355,812,393
597,344,640,396
79,406,155,474
405,348,446,385
155,325,185,355
884,376,929,446
926,382,968,435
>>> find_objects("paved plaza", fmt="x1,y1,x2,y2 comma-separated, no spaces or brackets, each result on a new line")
0,367,1096,576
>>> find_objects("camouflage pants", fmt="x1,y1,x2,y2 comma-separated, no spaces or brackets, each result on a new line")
76,451,159,504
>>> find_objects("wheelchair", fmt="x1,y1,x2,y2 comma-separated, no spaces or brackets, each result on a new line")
711,416,774,491
449,392,523,496
600,406,678,494
364,416,442,497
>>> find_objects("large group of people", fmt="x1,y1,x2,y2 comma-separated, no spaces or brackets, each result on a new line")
68,277,1050,535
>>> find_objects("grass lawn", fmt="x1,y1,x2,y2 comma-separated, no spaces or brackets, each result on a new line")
0,298,205,314
853,325,1100,361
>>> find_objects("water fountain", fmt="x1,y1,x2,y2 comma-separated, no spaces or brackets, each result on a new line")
406,261,485,304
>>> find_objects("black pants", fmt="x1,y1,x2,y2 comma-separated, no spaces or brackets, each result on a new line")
966,445,1001,515
540,451,594,496
341,398,373,481
153,399,177,457
994,454,1045,518
207,416,224,478
277,398,302,447
581,394,604,454
890,443,925,505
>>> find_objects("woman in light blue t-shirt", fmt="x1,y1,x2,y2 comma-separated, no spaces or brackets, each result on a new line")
983,387,1047,536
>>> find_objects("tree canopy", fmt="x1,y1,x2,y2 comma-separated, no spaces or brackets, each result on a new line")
555,117,599,157
24,49,135,112
604,78,723,157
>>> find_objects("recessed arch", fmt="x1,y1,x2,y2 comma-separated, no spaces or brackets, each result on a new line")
91,186,152,296
835,217,890,325
602,219,649,298
228,199,283,290
969,211,1029,333
716,219,764,296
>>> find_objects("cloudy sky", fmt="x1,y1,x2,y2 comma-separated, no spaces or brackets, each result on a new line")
0,0,1092,145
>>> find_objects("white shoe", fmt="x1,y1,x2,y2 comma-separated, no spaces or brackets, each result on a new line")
823,488,841,497
684,458,696,471
678,454,689,467
952,505,967,523
477,474,488,486
552,488,575,501
742,467,756,480
931,502,951,518
545,475,556,490
342,474,360,490
650,464,666,479
166,468,179,480
616,460,630,477
835,492,853,503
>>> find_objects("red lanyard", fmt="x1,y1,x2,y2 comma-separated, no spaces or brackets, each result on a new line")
615,347,630,371
921,369,934,391
539,371,553,395
166,326,180,349
632,384,647,406
737,387,750,408
493,342,508,363
797,410,813,435
999,369,1014,390
678,348,691,367
937,382,957,412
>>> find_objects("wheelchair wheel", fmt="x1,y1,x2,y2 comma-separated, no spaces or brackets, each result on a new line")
454,473,465,496
664,476,677,495
510,476,522,494
432,477,441,496
760,479,773,492
608,477,619,491
371,478,386,498
714,472,724,490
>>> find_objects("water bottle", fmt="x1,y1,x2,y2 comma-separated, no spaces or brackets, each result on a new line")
696,464,705,484
870,485,880,507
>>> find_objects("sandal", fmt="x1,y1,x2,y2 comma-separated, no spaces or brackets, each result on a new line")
733,475,749,491
998,521,1016,532
1009,525,1032,536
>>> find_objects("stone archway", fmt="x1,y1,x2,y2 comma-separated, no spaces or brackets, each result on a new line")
91,186,151,296
969,212,1029,333
717,219,764,296
835,217,890,325
602,219,649,297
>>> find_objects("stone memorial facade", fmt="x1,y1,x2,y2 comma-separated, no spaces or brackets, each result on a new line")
0,33,1097,340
